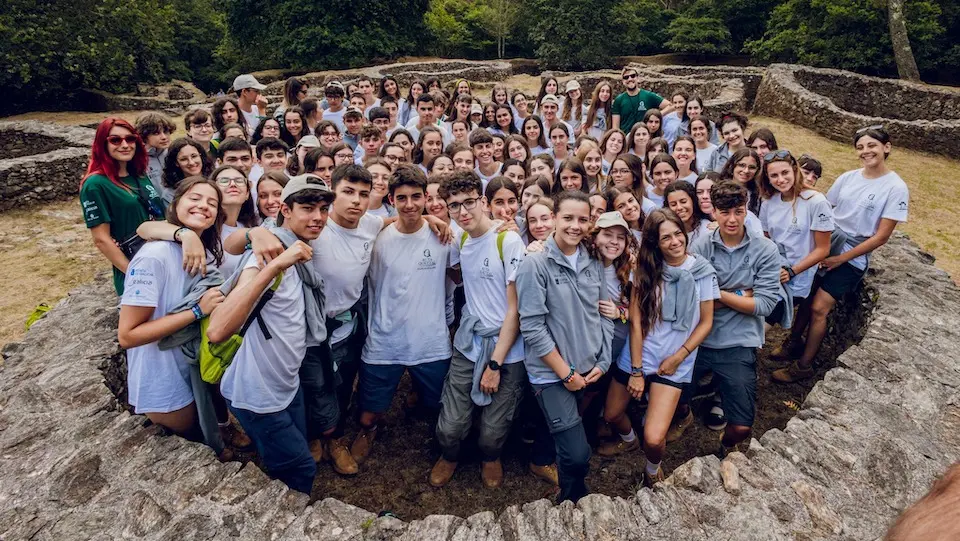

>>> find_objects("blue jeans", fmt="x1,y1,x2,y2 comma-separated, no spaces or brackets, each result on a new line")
226,387,316,494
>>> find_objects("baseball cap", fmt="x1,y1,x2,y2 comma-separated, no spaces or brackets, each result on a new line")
594,211,630,231
470,104,483,115
295,135,321,150
344,106,364,118
565,80,581,92
281,174,333,201
324,81,345,96
233,74,266,91
540,94,560,106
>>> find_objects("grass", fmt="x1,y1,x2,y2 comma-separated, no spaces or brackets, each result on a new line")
0,110,957,350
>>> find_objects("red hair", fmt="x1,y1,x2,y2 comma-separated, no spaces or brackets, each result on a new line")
81,117,149,191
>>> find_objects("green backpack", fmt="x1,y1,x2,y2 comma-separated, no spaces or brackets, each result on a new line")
198,273,283,384
460,230,508,261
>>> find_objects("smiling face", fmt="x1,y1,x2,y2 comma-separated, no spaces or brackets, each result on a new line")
598,84,611,103
554,199,591,249
281,198,330,241
473,141,494,165
529,158,551,179
690,120,708,143
214,168,249,210
582,149,602,177
541,102,558,121
505,164,526,185
430,156,454,176
492,137,504,161
672,94,687,113
390,184,427,221
559,168,582,191
589,194,606,224
189,120,214,143
176,144,204,176
595,226,628,262
614,191,641,223
508,140,528,162
453,149,474,171
856,135,891,169
672,139,695,169
610,159,632,190
527,202,555,241
766,160,796,195
733,156,759,184
658,219,687,263
107,126,137,163
513,94,528,114
261,119,282,140
489,187,518,221
686,100,703,119
545,79,558,95
496,108,512,129
666,189,694,226
651,162,677,192
524,120,541,143
257,179,284,219
721,120,744,147
393,133,414,159
284,112,303,137
606,132,625,155
696,178,714,215
383,79,398,97
176,182,220,232
367,164,390,200
422,132,443,161
318,126,340,149
425,183,450,220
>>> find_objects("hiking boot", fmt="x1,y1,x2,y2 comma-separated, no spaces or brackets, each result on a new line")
666,409,694,443
642,466,665,489
217,448,235,462
220,422,253,449
309,439,325,463
772,361,815,383
350,426,378,464
717,432,747,459
705,400,727,431
481,459,504,488
326,438,359,476
769,337,805,362
596,436,640,457
429,457,457,487
529,463,559,486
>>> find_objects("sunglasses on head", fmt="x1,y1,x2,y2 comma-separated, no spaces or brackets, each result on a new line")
855,124,884,135
107,135,138,146
763,149,794,162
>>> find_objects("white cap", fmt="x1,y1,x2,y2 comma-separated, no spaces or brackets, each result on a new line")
595,211,630,231
281,174,333,201
295,135,321,149
470,103,483,115
540,94,560,106
565,80,581,92
233,74,266,91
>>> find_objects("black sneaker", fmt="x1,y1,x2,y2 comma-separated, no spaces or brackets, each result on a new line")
704,401,727,431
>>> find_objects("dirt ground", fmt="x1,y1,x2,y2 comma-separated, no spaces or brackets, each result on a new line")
291,329,824,520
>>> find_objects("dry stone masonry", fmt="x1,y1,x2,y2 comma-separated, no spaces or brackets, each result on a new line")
1,233,956,540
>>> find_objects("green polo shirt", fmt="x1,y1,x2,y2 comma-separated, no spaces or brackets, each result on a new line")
612,89,665,134
80,174,165,294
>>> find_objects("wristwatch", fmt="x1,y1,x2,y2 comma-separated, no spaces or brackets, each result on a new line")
487,360,502,371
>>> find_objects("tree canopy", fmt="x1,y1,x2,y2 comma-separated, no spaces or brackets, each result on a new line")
0,0,956,114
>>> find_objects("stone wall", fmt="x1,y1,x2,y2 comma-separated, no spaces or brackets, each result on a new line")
1,233,957,540
0,121,94,212
753,64,960,157
77,80,208,115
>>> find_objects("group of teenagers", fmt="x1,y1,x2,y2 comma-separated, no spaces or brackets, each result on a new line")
78,66,910,503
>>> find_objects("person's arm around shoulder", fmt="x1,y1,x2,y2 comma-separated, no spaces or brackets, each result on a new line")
137,221,207,276
226,226,286,267
206,241,312,343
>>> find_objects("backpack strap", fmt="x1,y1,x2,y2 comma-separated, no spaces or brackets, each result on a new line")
239,272,283,339
459,231,469,250
496,230,507,262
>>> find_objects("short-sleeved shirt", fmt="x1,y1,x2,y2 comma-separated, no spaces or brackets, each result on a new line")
760,191,835,298
80,173,165,294
457,228,526,364
617,254,720,384
120,241,193,414
363,221,458,366
612,90,664,134
826,169,909,270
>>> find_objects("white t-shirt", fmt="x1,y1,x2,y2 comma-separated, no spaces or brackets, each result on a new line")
645,185,665,208
679,172,698,184
445,220,465,326
366,204,394,218
475,163,503,192
363,222,458,365
696,144,718,169
220,257,306,414
322,108,346,132
364,98,382,119
406,122,453,147
617,254,720,383
242,105,262,132
313,213,383,345
760,191,835,298
826,169,909,270
641,196,658,216
219,223,244,278
249,164,264,207
662,112,682,145
457,228,526,364
121,242,194,414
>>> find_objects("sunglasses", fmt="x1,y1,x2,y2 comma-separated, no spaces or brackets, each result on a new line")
855,124,884,135
622,73,638,80
107,135,138,146
763,149,794,162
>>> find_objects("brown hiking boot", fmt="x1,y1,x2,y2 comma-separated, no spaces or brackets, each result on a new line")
772,361,815,383
717,432,747,459
597,436,640,457
350,426,378,464
642,466,665,488
529,463,559,486
326,438,359,476
220,422,253,449
666,408,694,443
481,459,504,488
429,457,458,487
309,439,325,463
769,338,804,362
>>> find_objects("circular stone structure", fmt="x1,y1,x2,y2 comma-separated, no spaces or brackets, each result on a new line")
1,234,958,540
753,63,960,157
0,121,94,213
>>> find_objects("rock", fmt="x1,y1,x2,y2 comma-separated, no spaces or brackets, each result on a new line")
720,459,741,495
665,455,722,494
50,451,106,507
791,480,844,535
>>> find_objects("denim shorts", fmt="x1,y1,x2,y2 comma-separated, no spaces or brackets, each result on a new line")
359,359,451,414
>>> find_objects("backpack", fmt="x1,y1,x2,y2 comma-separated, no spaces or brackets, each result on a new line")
197,273,283,384
459,230,508,262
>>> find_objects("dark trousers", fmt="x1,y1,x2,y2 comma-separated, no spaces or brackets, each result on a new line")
300,344,341,440
226,387,316,494
533,381,590,503
331,327,365,437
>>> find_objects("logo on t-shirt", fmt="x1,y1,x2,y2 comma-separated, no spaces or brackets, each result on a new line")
858,193,877,212
898,201,908,211
423,249,432,258
817,212,829,223
417,249,437,270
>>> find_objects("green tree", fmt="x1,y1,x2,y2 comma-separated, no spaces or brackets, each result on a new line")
665,16,733,54
476,0,521,58
529,0,620,69
612,0,675,55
